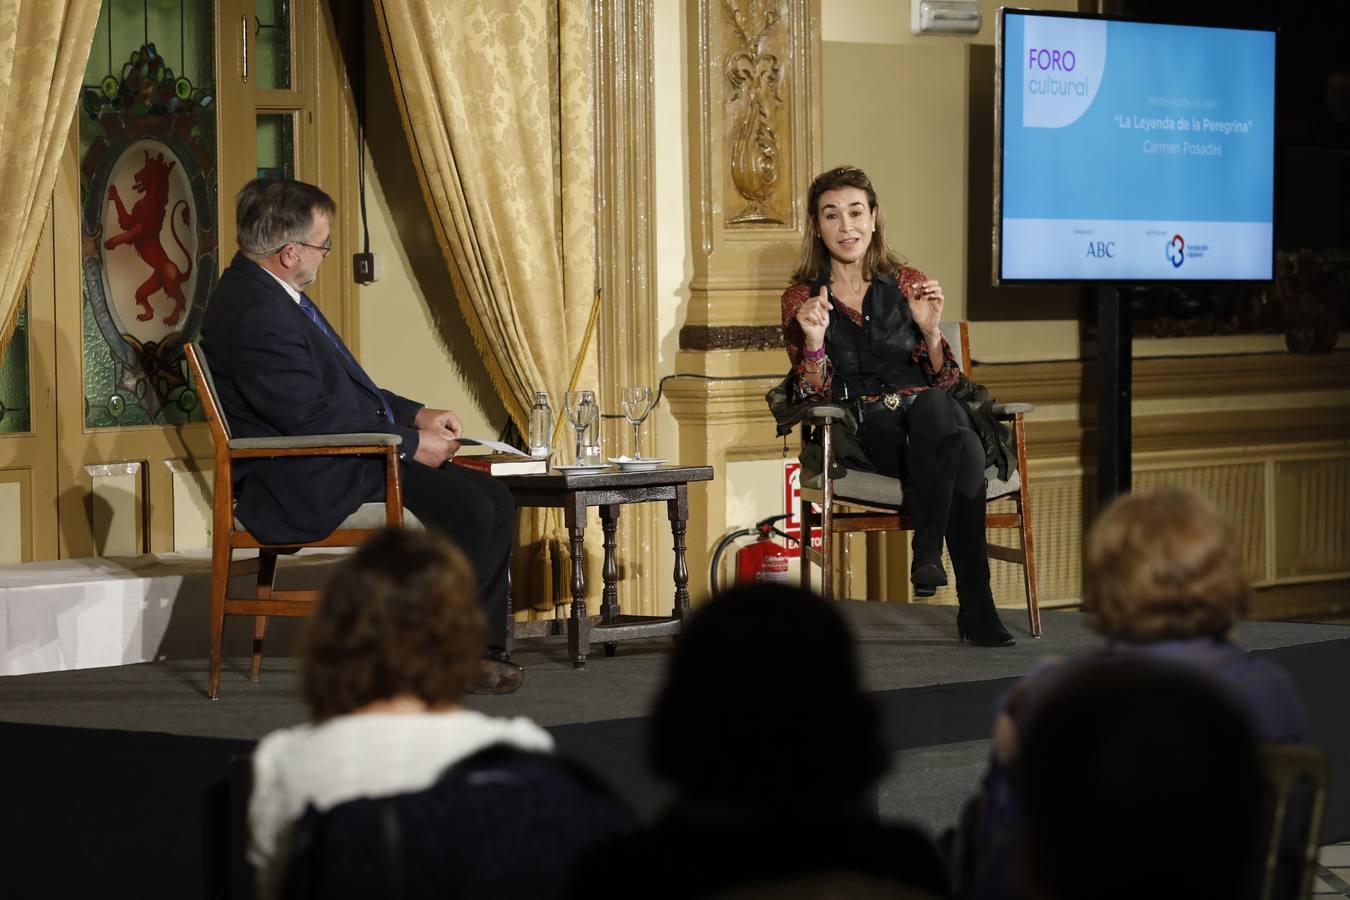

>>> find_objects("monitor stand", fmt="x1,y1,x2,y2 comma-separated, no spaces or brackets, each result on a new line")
1096,286,1132,504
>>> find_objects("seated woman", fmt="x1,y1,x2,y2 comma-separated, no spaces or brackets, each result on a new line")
961,486,1307,898
247,529,626,900
782,165,1013,646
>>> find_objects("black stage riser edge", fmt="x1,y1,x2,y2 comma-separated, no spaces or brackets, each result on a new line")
0,722,253,899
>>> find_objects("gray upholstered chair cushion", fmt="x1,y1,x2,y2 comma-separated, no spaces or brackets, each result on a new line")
234,502,422,531
227,433,402,450
804,464,1020,507
992,402,1034,416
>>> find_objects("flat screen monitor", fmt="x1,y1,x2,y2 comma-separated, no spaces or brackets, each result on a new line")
994,9,1277,284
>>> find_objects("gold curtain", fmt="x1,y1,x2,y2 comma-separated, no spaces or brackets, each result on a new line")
0,0,101,351
373,0,598,612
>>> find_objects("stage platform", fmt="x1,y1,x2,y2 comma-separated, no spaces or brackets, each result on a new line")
2,604,1348,898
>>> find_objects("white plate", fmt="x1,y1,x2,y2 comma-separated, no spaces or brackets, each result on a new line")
608,457,667,472
553,463,611,473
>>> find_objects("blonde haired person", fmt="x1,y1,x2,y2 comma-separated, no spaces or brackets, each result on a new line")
958,487,1306,899
1086,485,1251,642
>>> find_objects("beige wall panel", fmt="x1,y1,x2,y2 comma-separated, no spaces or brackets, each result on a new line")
1133,462,1267,585
999,465,1084,607
823,0,1076,46
85,464,143,558
822,41,970,320
1275,457,1350,580
165,461,213,552
357,164,504,443
0,476,26,564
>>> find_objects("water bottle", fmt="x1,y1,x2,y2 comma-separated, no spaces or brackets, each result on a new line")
527,391,553,458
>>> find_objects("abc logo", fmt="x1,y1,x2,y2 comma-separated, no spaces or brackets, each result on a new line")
1086,241,1115,258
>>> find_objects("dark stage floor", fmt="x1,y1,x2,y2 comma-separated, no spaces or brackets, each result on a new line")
2,604,1348,898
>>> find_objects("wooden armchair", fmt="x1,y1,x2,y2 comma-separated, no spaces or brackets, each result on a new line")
1258,743,1327,900
797,322,1042,637
185,343,420,699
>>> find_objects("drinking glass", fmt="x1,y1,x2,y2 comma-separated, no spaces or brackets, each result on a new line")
564,390,598,464
621,385,654,459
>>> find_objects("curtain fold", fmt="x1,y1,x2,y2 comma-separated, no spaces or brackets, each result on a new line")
374,0,599,612
0,0,102,353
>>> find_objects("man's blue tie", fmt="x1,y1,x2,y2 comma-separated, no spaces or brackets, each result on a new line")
296,293,394,424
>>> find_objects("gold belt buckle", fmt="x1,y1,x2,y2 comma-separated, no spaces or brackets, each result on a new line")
882,393,901,411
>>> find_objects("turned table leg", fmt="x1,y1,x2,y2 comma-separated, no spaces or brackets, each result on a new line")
566,495,591,668
669,485,691,622
600,504,621,625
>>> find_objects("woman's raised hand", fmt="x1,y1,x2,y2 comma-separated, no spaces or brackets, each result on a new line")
906,279,945,339
795,284,831,349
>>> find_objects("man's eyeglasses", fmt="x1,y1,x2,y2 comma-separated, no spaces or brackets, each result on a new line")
294,241,332,257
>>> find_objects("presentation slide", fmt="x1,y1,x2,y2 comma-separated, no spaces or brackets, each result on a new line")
999,12,1276,281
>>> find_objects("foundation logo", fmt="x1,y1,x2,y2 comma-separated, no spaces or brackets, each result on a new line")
1022,17,1107,128
1166,234,1185,268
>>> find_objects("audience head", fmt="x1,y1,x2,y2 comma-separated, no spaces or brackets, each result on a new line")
792,165,905,283
1016,655,1263,900
301,528,484,721
649,582,886,815
235,177,336,261
1085,486,1249,643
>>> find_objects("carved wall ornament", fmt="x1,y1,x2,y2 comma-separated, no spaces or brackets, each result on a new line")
723,0,787,226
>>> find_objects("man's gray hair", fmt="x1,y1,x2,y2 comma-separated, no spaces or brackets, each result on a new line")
235,178,336,259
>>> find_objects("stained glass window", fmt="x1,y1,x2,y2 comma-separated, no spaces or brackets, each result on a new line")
256,113,295,180
79,1,215,428
0,293,32,435
255,0,292,91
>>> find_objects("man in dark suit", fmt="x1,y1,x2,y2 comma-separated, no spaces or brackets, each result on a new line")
202,178,522,694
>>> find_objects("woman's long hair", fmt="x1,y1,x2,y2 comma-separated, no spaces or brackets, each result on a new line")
789,166,906,284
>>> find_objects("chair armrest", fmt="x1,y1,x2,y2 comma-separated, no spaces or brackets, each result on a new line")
227,433,403,450
992,402,1035,418
803,405,849,423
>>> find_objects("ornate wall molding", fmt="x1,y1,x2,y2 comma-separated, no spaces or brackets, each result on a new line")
722,0,788,226
678,323,784,351
686,0,819,327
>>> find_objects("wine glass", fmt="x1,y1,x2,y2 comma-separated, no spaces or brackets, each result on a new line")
621,385,654,459
564,390,597,464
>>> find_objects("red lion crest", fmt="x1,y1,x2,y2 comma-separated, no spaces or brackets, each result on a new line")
104,149,194,327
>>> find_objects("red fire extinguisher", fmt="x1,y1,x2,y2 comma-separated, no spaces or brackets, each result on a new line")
709,515,795,592
736,526,792,585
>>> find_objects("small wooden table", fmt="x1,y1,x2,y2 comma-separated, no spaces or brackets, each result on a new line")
498,465,714,667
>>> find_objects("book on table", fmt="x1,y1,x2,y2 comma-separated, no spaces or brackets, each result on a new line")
453,452,548,476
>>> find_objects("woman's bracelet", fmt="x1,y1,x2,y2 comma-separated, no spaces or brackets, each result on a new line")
799,356,826,374
802,344,826,361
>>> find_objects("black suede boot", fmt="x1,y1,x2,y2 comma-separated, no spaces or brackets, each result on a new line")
947,487,1015,647
905,433,962,598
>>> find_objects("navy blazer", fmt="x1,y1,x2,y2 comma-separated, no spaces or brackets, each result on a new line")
201,253,424,544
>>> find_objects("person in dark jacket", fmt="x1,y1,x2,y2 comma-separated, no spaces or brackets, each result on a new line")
781,166,1013,646
572,583,952,899
201,178,520,692
959,487,1306,900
